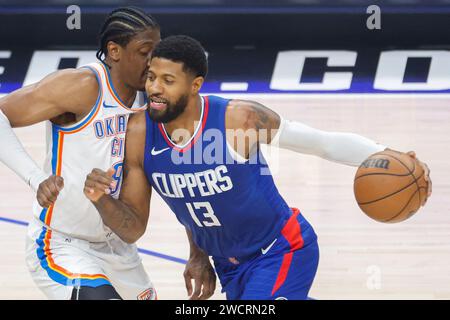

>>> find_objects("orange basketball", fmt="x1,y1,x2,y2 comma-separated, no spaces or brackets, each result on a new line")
354,150,428,223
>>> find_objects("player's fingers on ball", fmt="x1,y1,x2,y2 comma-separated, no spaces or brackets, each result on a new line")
423,163,431,182
422,163,432,196
406,151,416,159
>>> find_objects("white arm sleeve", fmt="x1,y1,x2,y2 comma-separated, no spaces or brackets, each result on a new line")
0,110,48,192
270,117,386,167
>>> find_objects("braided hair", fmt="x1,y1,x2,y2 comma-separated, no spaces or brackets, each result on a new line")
96,7,159,62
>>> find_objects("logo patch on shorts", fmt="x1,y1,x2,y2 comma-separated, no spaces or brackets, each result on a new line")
137,288,156,300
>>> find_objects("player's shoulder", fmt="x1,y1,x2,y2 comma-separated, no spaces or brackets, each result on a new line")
35,67,99,107
127,111,147,135
47,68,98,89
49,68,99,92
125,111,147,160
225,99,262,131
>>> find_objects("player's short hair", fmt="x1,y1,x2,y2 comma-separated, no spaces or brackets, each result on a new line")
96,6,159,61
151,35,208,78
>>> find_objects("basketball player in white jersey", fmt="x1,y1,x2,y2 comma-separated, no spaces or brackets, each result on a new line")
0,8,215,300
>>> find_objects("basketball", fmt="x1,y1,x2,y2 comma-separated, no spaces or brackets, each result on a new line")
354,150,428,223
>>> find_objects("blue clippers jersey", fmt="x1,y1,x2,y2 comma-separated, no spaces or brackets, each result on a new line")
143,95,295,259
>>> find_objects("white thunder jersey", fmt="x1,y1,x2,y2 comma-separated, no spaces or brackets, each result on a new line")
32,61,147,242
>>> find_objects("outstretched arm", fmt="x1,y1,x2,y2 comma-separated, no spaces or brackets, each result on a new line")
225,99,431,201
84,112,152,244
226,99,386,166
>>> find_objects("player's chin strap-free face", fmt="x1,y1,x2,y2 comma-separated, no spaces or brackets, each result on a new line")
269,117,386,167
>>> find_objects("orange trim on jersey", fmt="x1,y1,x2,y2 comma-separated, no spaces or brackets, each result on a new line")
55,132,64,176
42,228,109,281
62,106,102,135
44,132,64,225
56,85,103,134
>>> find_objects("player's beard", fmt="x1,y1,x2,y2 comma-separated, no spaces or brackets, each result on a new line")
148,94,189,123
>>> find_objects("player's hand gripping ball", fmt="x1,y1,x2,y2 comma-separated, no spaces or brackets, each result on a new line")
354,150,431,223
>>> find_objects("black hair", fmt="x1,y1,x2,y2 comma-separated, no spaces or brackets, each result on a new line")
151,35,208,78
96,6,159,62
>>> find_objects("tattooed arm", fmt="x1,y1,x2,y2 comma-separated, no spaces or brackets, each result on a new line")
84,112,152,244
225,99,431,200
225,99,387,164
225,100,280,159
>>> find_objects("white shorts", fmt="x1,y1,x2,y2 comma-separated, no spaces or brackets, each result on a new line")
25,218,156,300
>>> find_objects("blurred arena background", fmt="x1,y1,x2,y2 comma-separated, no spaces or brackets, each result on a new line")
0,0,449,299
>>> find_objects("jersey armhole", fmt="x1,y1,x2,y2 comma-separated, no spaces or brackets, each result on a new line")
52,66,103,134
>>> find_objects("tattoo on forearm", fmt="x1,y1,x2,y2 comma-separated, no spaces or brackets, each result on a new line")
118,211,135,230
94,197,140,241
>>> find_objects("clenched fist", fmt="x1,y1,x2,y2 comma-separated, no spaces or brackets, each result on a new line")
37,175,64,208
84,168,116,202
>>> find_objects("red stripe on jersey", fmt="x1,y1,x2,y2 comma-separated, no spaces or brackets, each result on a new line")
158,96,209,153
271,208,305,296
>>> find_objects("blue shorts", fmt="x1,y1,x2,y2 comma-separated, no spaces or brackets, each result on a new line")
213,209,319,300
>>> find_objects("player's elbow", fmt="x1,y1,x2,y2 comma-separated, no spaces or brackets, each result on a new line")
119,233,140,244
119,225,146,244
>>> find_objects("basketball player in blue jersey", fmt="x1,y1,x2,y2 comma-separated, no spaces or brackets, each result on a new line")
84,35,432,300
0,11,215,300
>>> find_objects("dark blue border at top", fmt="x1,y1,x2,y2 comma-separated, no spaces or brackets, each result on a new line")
1,5,450,15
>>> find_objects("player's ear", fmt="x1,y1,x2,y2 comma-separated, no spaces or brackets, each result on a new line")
191,76,204,94
106,41,121,62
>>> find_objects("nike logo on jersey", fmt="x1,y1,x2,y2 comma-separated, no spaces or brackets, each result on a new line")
261,238,277,255
103,102,117,109
151,147,170,156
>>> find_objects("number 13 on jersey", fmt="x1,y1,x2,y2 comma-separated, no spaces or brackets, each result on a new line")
186,202,222,227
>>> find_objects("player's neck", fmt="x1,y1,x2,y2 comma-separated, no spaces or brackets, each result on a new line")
105,60,137,107
165,95,202,140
